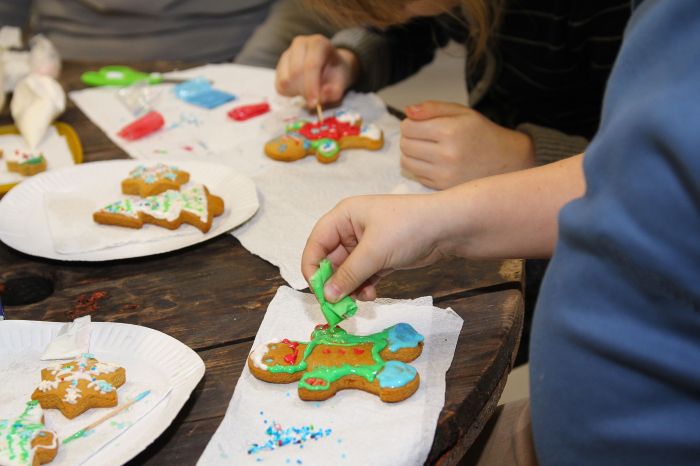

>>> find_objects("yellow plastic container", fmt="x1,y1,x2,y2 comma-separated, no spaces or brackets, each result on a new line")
0,122,83,194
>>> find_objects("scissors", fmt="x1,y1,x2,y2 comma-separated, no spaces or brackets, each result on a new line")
80,65,189,87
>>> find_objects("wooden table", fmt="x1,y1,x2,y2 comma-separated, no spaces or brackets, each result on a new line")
0,62,524,465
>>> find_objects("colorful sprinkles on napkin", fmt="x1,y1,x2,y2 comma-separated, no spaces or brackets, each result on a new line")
248,413,332,456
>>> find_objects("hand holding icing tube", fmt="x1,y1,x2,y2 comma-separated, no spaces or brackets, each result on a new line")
309,259,357,327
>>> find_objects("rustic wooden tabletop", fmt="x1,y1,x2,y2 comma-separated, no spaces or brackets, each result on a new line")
0,62,524,465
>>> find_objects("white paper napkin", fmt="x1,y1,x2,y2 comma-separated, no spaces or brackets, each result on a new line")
198,287,463,466
69,64,430,287
41,315,92,360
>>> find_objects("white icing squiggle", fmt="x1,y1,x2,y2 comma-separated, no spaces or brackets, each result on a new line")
360,124,382,141
250,338,282,370
37,379,59,392
335,110,361,125
63,386,82,404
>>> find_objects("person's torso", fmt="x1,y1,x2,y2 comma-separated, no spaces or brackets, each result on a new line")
32,0,273,62
530,0,700,463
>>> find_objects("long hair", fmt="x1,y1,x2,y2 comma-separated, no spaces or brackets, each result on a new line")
303,0,502,66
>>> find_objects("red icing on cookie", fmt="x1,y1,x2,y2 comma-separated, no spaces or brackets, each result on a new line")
297,117,360,141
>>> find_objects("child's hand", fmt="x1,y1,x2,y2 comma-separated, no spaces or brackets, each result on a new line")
275,34,359,107
301,194,448,303
401,101,536,189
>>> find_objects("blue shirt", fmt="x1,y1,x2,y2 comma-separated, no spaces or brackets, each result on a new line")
530,1,700,464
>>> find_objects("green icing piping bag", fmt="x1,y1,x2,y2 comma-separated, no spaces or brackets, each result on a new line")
309,259,357,327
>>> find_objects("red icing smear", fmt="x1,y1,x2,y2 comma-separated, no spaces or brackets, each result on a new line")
118,111,164,141
353,348,364,355
227,102,270,121
282,338,300,365
297,117,360,141
305,377,328,387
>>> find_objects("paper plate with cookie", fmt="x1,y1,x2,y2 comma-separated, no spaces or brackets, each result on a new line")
0,320,204,466
0,122,83,194
0,159,259,260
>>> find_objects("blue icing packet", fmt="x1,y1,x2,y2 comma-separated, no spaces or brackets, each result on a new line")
174,77,236,109
377,360,417,388
387,323,424,352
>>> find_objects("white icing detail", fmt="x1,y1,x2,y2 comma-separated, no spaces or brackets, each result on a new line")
90,361,119,375
250,338,282,370
335,110,361,125
113,184,211,224
38,379,59,392
360,124,382,141
7,149,43,164
63,386,81,404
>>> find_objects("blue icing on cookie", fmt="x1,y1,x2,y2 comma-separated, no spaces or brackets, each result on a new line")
377,360,417,388
387,323,424,352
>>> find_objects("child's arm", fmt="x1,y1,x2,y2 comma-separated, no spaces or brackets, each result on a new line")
302,153,585,302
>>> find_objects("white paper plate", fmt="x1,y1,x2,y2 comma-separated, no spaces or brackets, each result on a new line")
0,320,205,466
0,159,259,260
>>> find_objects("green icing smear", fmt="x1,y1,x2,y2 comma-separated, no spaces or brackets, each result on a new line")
0,400,47,465
309,259,357,327
268,325,391,391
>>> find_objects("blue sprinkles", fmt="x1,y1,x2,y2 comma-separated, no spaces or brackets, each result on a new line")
247,420,332,455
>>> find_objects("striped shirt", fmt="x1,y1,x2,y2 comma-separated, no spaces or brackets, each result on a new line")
334,0,631,139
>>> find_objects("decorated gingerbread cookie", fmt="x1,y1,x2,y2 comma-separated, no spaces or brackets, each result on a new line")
248,323,424,402
31,353,126,420
121,163,190,197
264,110,383,163
0,400,58,466
5,149,47,176
93,184,225,233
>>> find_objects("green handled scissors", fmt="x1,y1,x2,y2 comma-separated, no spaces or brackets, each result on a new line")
80,65,167,87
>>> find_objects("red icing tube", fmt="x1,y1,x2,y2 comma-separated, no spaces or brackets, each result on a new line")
227,102,270,121
118,111,165,140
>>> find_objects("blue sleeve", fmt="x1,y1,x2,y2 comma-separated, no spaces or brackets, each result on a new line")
530,0,700,464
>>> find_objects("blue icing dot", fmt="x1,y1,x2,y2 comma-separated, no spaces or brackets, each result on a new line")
279,144,287,153
387,323,424,352
95,380,114,392
377,361,417,388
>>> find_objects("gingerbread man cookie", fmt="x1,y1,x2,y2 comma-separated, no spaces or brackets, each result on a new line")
93,184,225,233
4,149,47,176
31,353,126,419
248,323,424,402
264,110,383,163
121,163,190,197
0,401,58,466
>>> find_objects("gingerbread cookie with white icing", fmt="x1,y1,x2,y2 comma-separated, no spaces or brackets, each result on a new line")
264,109,383,163
5,149,47,176
31,353,126,420
122,163,190,197
0,400,58,466
93,184,225,233
248,323,424,402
